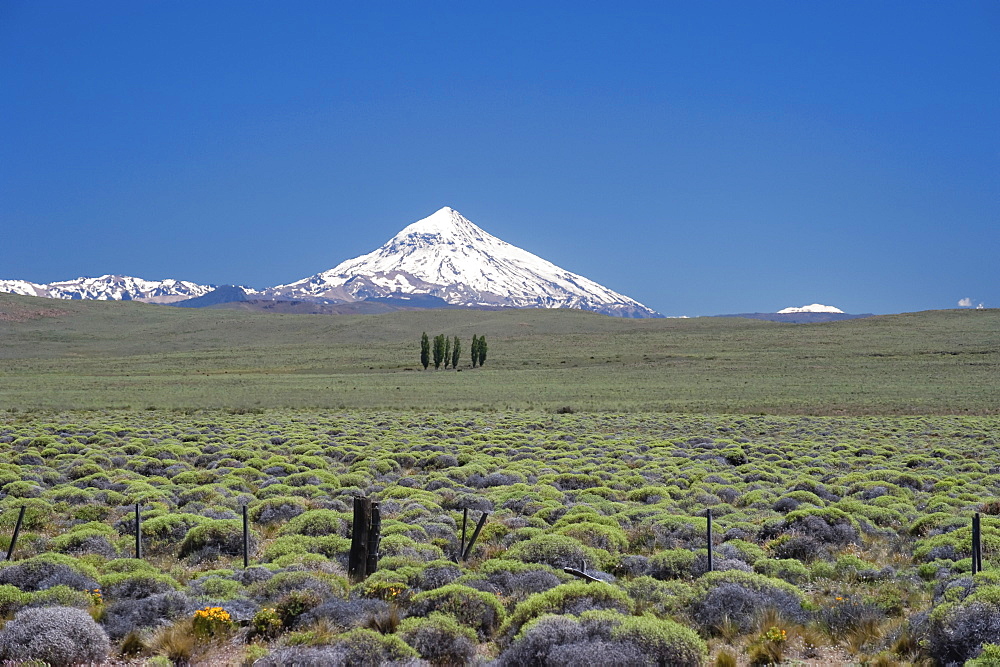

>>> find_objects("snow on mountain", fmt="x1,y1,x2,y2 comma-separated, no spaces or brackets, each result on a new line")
0,275,215,304
269,207,661,318
777,303,845,314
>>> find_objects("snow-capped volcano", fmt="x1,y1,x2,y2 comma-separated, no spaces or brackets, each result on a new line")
0,275,215,303
268,207,660,318
777,303,845,314
0,207,659,317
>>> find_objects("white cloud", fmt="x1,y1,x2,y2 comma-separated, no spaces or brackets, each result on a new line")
958,297,973,307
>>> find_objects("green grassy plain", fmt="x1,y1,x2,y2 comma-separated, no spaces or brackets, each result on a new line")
0,293,997,414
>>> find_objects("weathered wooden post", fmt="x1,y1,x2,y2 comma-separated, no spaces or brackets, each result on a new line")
135,503,142,560
707,508,714,573
349,497,372,582
242,505,250,569
462,512,489,562
365,502,381,576
4,506,26,561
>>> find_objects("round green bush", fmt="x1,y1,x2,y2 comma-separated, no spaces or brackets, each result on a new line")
501,581,634,642
409,584,506,640
649,548,697,580
608,613,708,666
179,519,258,558
277,509,348,537
507,534,610,570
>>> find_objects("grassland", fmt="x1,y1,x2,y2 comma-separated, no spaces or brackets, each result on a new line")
1,293,997,414
1,294,999,662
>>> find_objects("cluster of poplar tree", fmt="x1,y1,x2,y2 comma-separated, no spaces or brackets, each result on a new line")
420,332,486,369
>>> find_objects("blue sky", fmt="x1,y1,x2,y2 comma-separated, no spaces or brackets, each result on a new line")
2,2,997,316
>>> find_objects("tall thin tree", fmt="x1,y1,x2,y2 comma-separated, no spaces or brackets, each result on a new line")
433,334,445,369
451,336,461,369
478,335,487,367
420,332,430,370
443,337,451,369
470,335,479,368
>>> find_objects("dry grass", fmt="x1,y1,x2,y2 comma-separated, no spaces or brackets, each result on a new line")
148,617,196,664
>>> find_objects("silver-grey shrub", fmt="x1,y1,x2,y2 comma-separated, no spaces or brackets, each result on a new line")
100,590,190,640
0,558,97,592
0,605,110,665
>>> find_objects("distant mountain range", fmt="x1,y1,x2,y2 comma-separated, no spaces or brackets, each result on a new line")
0,207,661,318
0,274,212,304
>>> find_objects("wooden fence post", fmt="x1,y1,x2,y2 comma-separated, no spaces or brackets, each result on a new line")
462,512,489,562
349,497,372,582
4,506,26,561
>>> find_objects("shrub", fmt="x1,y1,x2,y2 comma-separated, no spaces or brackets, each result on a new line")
179,519,258,558
754,558,810,584
278,509,348,537
0,553,98,592
297,598,390,630
545,640,648,666
275,589,322,627
250,570,346,604
0,605,110,665
261,534,350,562
99,591,190,640
409,584,505,640
507,534,609,570
256,646,345,666
609,614,707,666
501,582,634,642
689,571,808,635
192,605,235,639
26,584,92,609
399,612,478,664
250,495,309,524
498,614,585,666
474,567,562,600
968,642,1000,666
249,606,283,640
819,596,888,638
499,610,706,667
330,628,418,663
768,534,827,562
926,598,1000,665
417,560,462,591
649,549,697,580
99,571,180,600
140,513,210,543
624,576,695,616
555,522,628,552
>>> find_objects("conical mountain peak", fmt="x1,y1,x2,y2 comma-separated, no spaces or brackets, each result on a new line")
271,207,661,317
390,207,488,245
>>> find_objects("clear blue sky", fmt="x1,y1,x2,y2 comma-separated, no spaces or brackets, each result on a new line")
2,2,997,316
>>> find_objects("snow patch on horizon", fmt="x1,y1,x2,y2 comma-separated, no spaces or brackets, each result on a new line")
777,303,845,314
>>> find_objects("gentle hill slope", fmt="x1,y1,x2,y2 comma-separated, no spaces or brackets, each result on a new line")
0,293,996,414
